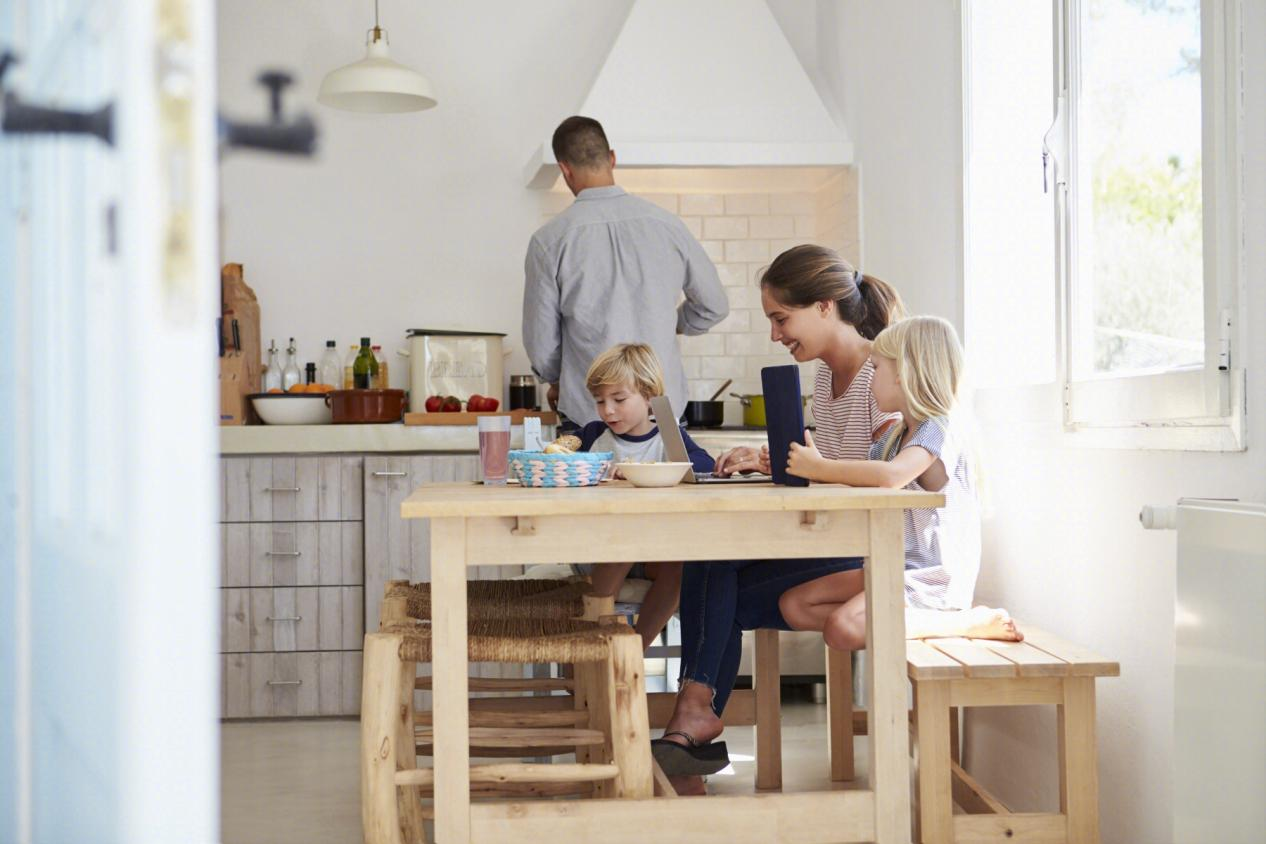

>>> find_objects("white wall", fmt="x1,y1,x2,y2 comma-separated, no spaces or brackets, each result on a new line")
820,2,1266,843
216,0,633,387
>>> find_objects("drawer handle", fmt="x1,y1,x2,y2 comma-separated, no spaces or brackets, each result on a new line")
265,615,302,622
266,679,302,686
372,471,407,478
265,550,301,557
263,486,300,492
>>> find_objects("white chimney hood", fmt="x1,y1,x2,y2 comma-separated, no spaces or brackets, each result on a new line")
524,0,852,188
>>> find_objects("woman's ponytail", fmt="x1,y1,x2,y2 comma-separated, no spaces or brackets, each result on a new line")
854,273,905,340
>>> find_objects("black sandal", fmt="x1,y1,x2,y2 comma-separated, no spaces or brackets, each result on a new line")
650,730,730,776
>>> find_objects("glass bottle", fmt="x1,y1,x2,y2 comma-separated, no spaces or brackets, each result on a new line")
282,337,301,391
305,362,317,385
319,340,341,388
371,344,388,389
343,345,358,390
263,340,282,391
353,337,378,389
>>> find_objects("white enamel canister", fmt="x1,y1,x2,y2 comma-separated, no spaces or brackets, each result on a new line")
402,329,506,412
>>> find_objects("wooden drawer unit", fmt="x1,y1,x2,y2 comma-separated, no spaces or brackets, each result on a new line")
220,522,364,588
221,586,364,653
219,455,365,719
221,456,363,522
222,651,363,718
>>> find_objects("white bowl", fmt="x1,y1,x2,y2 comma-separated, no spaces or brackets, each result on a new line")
614,461,692,488
250,394,333,425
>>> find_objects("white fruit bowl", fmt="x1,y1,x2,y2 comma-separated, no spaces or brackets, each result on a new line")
614,462,692,488
249,393,333,425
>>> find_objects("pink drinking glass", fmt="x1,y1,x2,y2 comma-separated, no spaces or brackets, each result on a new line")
477,415,512,485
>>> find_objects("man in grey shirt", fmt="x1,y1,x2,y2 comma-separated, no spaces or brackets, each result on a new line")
522,116,729,428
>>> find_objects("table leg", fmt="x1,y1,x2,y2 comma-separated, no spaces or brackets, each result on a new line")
866,508,912,843
1058,677,1100,844
914,681,953,844
431,517,470,844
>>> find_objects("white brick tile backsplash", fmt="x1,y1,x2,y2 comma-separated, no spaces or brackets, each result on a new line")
712,310,752,333
724,194,770,215
639,193,678,213
679,333,726,355
680,194,724,215
794,215,816,237
681,216,702,239
770,238,811,256
681,356,700,378
700,240,724,262
770,193,815,215
748,216,794,239
703,216,749,240
716,262,748,287
699,356,735,378
725,333,782,356
724,240,770,262
726,284,764,310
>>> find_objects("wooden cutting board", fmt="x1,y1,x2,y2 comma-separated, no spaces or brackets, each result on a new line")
402,410,559,427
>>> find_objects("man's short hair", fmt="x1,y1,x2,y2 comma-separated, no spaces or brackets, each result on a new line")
551,116,611,169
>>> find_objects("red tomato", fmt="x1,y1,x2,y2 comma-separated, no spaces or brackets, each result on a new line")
441,396,462,412
424,395,442,413
467,394,484,412
482,397,499,412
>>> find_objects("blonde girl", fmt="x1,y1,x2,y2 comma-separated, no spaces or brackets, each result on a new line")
780,316,1021,647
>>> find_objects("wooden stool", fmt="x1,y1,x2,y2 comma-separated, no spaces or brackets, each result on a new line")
362,616,654,844
907,626,1119,844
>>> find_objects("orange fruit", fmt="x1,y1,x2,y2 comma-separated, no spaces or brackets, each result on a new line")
288,384,307,393
268,388,283,394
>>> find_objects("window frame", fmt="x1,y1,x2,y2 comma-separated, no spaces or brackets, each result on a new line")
1052,0,1246,450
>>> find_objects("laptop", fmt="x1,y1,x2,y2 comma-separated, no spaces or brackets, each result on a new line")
650,395,770,485
760,364,810,487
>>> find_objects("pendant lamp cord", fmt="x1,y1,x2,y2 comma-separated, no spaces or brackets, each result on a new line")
371,0,382,42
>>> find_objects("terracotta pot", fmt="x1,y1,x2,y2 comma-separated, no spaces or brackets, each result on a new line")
326,389,407,424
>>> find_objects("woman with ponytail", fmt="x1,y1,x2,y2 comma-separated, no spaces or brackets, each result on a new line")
656,246,910,792
715,244,906,475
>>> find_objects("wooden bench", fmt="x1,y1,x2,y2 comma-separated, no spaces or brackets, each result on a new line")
905,625,1120,844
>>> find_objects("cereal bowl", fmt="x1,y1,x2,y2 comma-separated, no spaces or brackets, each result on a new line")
614,462,692,488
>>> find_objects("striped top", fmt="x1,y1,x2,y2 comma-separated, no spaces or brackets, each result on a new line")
870,417,981,611
812,360,901,460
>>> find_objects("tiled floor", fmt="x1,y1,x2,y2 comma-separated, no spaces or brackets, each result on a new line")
221,697,867,844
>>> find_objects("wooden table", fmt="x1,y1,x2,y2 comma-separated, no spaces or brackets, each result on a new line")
400,481,942,844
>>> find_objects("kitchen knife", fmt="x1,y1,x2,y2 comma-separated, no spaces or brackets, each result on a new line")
217,317,225,357
231,319,241,355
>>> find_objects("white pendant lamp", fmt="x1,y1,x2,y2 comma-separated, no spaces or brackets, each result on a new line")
318,0,437,113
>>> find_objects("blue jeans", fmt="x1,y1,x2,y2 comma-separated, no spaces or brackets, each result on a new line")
678,557,863,715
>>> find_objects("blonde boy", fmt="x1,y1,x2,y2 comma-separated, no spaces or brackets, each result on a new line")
574,343,714,649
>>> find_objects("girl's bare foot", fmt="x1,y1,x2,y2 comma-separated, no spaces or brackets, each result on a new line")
961,606,1023,641
668,774,707,796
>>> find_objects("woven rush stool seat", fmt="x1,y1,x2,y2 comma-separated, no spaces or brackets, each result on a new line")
384,578,595,622
384,616,631,665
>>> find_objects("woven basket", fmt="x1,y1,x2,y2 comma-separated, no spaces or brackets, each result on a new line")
508,450,612,487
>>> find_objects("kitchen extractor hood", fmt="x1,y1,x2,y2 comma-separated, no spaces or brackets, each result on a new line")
524,0,852,188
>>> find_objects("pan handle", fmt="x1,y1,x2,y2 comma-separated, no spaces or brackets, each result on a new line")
729,392,752,407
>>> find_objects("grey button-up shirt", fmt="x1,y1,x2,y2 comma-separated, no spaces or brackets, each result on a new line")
522,185,729,426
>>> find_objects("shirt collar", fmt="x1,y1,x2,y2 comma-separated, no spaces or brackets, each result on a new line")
615,425,659,443
575,185,626,201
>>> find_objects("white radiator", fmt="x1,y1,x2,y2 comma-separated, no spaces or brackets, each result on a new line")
1142,498,1266,844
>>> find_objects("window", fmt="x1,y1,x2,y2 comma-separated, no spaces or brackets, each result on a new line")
965,0,1244,449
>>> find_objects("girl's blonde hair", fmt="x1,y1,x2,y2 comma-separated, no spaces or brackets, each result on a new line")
585,343,666,399
871,316,964,425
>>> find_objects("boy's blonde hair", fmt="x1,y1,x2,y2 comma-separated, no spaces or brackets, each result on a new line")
871,316,964,424
585,343,666,399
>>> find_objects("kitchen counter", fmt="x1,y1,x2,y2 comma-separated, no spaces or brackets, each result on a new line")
219,423,768,456
219,423,548,455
